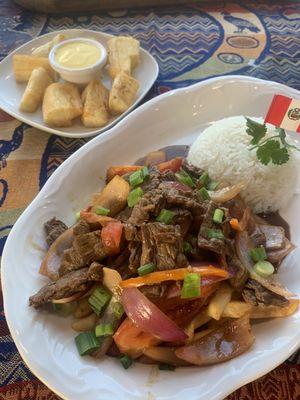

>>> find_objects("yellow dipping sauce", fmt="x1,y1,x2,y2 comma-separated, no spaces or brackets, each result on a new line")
55,41,101,69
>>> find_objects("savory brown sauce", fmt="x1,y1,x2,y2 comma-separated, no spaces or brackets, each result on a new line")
137,145,291,239
259,211,290,240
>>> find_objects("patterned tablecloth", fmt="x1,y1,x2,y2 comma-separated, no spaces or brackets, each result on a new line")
0,0,300,399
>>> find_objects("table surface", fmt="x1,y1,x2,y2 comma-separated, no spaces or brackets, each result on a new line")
0,0,300,399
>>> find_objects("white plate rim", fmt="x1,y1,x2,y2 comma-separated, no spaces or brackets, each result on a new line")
1,75,300,400
0,28,159,138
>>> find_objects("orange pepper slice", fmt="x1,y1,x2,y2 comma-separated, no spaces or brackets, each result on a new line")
120,266,229,288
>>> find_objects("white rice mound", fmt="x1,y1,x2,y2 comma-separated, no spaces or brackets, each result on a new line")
187,116,298,213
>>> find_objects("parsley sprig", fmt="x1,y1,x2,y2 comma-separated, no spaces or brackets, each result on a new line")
245,117,299,165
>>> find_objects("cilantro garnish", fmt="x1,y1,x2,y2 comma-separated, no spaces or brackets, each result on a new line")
245,117,299,165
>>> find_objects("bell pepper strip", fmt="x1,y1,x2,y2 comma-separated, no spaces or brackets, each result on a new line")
80,211,116,227
101,221,123,255
120,266,229,288
113,318,160,358
106,165,143,182
156,157,183,173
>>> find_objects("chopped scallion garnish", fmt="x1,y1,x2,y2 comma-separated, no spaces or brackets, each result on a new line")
253,260,274,278
181,273,201,299
159,363,176,371
249,246,266,263
199,187,210,201
95,323,114,337
129,167,149,187
207,228,225,240
175,169,195,188
75,331,100,356
95,206,110,216
213,208,224,224
88,287,111,316
208,180,219,191
113,301,124,320
127,187,144,207
120,355,133,369
141,166,149,179
137,262,155,276
156,209,175,224
75,211,80,221
199,171,210,187
183,241,192,254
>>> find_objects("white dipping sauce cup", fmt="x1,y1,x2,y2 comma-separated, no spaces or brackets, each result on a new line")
49,38,107,84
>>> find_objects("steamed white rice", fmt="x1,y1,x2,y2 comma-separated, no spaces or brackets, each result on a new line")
187,116,298,213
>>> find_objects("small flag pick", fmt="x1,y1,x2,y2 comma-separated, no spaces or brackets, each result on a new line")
265,94,300,133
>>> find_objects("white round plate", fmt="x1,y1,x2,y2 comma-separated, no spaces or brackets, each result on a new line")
0,29,159,138
2,76,300,400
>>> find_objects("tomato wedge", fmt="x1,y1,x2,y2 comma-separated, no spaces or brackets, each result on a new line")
157,157,183,173
120,266,229,288
101,221,123,255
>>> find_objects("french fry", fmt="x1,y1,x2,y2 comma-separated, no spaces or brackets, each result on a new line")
107,36,140,79
81,79,110,128
19,67,53,112
185,308,211,343
73,298,92,319
71,313,97,332
43,82,82,127
222,301,251,318
207,283,233,320
13,54,56,82
109,71,139,115
32,33,66,57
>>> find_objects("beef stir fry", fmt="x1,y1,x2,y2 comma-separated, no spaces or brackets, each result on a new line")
29,155,298,369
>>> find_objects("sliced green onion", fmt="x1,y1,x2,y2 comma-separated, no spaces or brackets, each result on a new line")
137,262,155,276
127,187,144,207
88,287,111,316
183,241,192,254
95,206,110,216
129,170,144,187
208,180,219,191
207,228,225,240
249,246,267,263
75,211,81,221
113,301,124,320
199,171,210,187
141,166,149,179
175,169,195,188
199,187,210,201
253,260,274,278
156,209,175,224
213,208,224,224
120,355,133,369
159,363,176,371
181,273,201,299
95,323,114,337
75,331,100,356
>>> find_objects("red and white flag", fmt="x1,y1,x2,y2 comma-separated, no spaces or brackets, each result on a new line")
265,94,300,133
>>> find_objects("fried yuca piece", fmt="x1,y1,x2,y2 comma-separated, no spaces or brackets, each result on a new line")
43,82,82,127
32,33,66,57
19,67,53,113
109,71,139,115
107,36,140,79
13,55,56,83
81,79,110,128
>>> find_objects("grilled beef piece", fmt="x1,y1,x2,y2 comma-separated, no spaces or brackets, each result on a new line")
242,278,289,307
141,167,176,193
73,219,91,236
128,188,166,226
116,207,132,223
228,256,249,291
171,208,193,236
181,159,204,180
198,201,225,254
29,262,104,308
44,218,68,247
140,222,187,270
140,284,169,300
164,187,203,214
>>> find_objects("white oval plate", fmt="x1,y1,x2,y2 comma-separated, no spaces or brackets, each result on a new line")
0,28,159,138
2,76,300,400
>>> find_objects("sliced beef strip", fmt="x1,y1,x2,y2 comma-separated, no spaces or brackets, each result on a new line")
128,188,166,226
242,278,289,307
44,218,68,247
140,222,187,270
181,159,204,180
141,167,176,193
164,187,203,214
171,208,193,236
198,201,226,254
228,256,249,291
29,263,103,308
116,206,133,223
73,219,91,236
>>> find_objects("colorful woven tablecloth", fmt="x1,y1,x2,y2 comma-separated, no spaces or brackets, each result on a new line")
1,0,300,398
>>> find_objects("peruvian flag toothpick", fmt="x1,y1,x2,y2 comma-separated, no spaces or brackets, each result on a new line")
265,94,300,133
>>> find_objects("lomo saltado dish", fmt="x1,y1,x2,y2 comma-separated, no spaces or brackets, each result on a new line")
29,116,299,369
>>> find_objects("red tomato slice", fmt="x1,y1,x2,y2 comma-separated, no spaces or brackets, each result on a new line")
101,221,123,255
157,157,183,173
